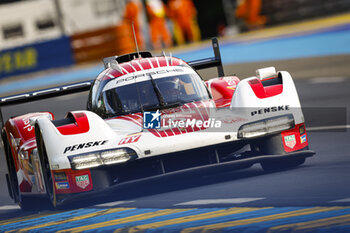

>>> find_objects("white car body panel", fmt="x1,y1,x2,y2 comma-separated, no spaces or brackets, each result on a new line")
35,70,304,170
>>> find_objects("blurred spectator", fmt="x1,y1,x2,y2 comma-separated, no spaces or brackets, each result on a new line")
124,0,145,49
146,0,173,49
167,0,201,45
235,0,266,31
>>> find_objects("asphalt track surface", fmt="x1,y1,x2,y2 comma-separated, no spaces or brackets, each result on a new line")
0,57,349,232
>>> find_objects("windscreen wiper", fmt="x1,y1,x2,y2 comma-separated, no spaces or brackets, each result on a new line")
149,74,165,106
134,76,145,114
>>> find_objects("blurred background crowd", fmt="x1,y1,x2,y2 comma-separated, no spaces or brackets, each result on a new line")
0,0,350,80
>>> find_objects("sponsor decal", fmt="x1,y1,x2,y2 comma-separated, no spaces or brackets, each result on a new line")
223,76,237,86
143,110,161,129
143,110,222,129
22,118,34,132
63,140,108,154
223,77,237,90
162,118,222,128
53,172,67,182
55,181,70,190
301,134,307,143
251,105,290,116
115,68,184,85
119,134,141,145
75,175,90,189
284,135,296,149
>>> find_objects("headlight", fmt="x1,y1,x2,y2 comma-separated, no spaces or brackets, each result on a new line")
100,149,133,165
238,114,294,139
70,153,100,170
69,148,136,170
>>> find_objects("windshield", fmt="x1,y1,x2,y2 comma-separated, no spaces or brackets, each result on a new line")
100,73,210,116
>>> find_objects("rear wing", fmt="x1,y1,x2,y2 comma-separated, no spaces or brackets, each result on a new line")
102,38,224,77
188,38,224,77
0,38,224,127
0,81,93,127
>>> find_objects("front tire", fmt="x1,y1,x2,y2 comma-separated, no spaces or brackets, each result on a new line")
2,131,50,210
2,132,20,203
35,125,56,208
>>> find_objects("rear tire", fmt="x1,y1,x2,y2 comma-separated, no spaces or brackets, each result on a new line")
261,157,306,173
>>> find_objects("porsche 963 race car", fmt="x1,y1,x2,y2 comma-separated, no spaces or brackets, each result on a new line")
0,38,314,209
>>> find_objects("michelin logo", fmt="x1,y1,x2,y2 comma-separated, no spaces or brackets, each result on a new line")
143,110,161,129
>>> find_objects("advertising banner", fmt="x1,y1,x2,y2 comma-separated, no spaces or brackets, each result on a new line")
0,36,74,79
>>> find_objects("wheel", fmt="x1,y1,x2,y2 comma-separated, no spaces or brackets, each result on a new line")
261,157,306,173
35,125,56,208
2,131,50,210
2,132,20,203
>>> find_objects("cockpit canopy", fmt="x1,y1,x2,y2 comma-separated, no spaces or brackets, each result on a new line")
88,65,211,118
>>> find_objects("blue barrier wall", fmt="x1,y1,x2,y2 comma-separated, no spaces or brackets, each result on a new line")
0,36,74,79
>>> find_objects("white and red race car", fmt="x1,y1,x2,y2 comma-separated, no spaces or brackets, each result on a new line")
0,39,314,209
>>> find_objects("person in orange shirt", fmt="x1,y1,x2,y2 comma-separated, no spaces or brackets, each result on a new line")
146,0,173,50
235,0,266,31
168,0,200,45
124,0,145,50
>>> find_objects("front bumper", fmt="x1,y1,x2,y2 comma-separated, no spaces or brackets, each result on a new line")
55,146,315,205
